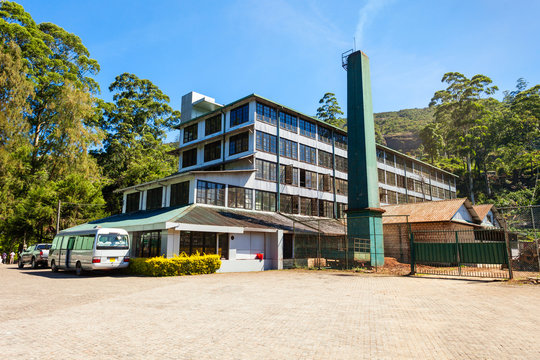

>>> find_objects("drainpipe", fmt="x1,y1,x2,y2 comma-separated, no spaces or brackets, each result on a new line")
276,109,281,213
331,129,337,218
220,109,226,170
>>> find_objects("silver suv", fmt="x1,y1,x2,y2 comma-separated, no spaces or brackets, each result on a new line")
18,244,51,269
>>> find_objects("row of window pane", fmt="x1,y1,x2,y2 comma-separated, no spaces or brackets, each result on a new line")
196,180,225,206
299,118,316,138
255,190,276,211
229,132,249,155
279,138,298,159
256,102,277,126
228,186,253,209
256,131,277,154
205,114,221,136
279,112,297,132
183,123,198,143
299,144,316,164
204,140,221,162
230,104,249,127
318,150,332,168
335,155,347,173
255,159,277,182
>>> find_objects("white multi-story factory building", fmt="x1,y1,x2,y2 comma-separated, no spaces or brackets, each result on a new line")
68,91,458,272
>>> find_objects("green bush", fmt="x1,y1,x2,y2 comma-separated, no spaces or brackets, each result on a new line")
128,253,221,277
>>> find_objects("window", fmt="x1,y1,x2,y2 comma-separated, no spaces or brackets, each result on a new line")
279,194,299,214
379,188,387,204
386,171,396,186
300,197,318,216
182,148,197,168
337,203,347,218
256,131,277,154
133,231,161,258
318,173,333,192
387,190,397,204
279,138,298,159
395,156,405,170
335,178,348,195
378,169,385,184
170,181,190,207
146,187,163,210
204,140,221,162
334,133,347,150
377,149,385,163
318,150,332,168
229,132,249,155
397,175,406,189
280,164,298,185
96,234,129,250
205,114,221,136
279,112,297,132
183,123,198,143
196,180,225,206
335,155,347,173
319,200,333,218
228,186,253,209
299,169,317,189
179,231,225,257
318,125,332,144
255,190,276,211
299,144,316,164
126,192,140,212
299,118,316,138
256,102,277,126
230,104,249,127
255,159,277,182
398,192,408,204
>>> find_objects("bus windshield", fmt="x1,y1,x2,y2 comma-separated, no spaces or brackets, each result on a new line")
96,234,129,250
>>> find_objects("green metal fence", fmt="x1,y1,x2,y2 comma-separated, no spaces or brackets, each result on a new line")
411,229,512,279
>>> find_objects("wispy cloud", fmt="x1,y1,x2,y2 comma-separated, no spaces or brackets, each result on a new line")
355,0,393,48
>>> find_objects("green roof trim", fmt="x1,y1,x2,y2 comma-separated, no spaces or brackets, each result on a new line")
63,205,193,232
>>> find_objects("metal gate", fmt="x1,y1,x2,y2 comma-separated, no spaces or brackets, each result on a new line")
410,229,512,279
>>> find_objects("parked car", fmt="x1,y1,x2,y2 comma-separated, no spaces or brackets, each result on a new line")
18,244,51,269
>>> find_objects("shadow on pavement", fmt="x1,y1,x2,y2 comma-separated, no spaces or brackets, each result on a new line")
9,266,134,279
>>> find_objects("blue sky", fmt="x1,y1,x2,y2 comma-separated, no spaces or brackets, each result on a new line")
15,0,540,120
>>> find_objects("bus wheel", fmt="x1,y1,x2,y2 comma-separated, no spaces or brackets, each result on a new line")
18,259,24,269
31,257,37,269
51,260,58,273
75,262,83,276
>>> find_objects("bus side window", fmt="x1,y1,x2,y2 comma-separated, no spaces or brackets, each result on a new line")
74,236,83,250
67,237,76,250
51,236,59,250
83,235,94,250
60,237,68,250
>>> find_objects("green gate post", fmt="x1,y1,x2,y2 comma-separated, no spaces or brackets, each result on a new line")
409,232,415,275
455,231,461,276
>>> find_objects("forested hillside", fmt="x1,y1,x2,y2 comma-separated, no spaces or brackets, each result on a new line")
374,107,434,154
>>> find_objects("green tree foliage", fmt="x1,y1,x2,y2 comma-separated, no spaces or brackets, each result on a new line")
0,2,105,250
93,73,180,213
316,92,345,129
425,73,539,206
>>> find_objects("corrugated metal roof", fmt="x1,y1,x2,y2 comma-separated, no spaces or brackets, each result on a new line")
62,205,346,235
382,198,481,224
63,205,193,232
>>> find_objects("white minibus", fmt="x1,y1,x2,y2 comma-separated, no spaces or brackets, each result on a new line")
49,227,130,275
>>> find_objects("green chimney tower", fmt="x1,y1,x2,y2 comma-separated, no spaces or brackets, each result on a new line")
344,50,385,266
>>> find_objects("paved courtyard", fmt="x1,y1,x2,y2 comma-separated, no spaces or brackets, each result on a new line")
0,265,539,360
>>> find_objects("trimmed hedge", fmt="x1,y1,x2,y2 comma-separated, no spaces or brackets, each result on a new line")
128,253,221,277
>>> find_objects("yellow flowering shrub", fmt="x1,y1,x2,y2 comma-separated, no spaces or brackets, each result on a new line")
129,253,221,277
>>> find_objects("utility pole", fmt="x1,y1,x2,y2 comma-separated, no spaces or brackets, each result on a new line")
56,200,61,234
